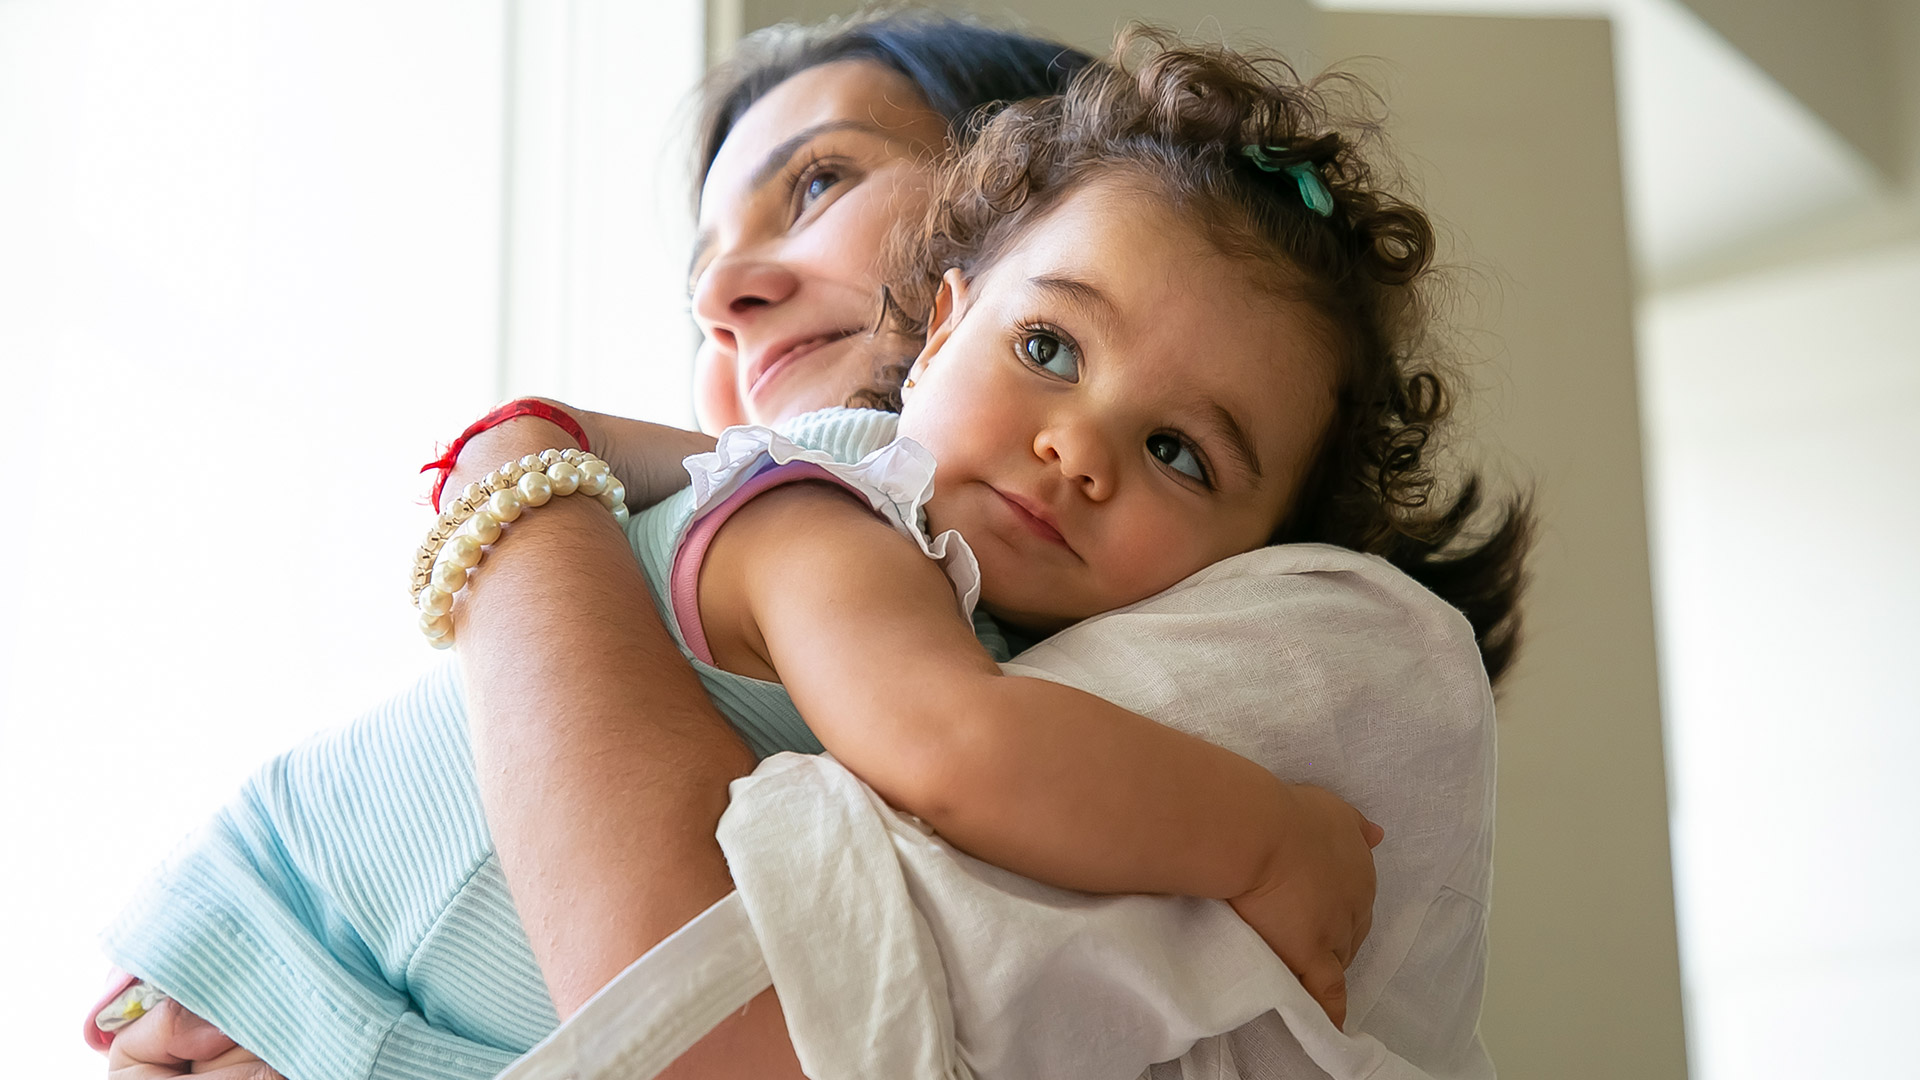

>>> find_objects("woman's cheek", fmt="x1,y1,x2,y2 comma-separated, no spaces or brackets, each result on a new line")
693,340,747,434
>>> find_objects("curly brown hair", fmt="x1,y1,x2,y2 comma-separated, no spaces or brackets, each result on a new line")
862,28,1533,684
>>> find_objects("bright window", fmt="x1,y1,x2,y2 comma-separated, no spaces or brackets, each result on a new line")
0,1,698,1072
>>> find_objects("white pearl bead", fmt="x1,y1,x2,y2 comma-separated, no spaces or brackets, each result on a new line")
430,559,467,594
546,460,581,496
419,611,454,639
429,632,457,650
598,480,626,509
611,502,630,526
418,586,454,616
499,460,525,483
488,488,523,522
517,472,553,507
445,534,483,568
461,481,486,508
561,447,583,462
576,459,610,495
519,454,544,473
465,509,503,545
540,448,565,466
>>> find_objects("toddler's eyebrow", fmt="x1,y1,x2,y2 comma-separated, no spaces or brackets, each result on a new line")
1206,402,1264,483
1028,274,1118,321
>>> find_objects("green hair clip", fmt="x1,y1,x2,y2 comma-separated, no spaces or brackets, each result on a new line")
1242,145,1335,217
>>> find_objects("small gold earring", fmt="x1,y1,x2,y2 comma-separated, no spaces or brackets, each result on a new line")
903,377,916,390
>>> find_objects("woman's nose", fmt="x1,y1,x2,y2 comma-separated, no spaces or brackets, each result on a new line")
1035,419,1116,501
691,255,802,350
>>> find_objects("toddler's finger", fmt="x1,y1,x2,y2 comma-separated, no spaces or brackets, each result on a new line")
1298,957,1349,1031
1363,818,1385,847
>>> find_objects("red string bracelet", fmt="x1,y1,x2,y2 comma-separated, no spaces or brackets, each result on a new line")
422,398,591,510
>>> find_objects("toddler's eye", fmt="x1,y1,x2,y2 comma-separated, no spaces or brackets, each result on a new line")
1148,434,1209,484
1021,331,1080,381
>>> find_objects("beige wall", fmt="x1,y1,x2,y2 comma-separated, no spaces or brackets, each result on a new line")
1672,0,1904,178
715,4,1687,1075
1306,15,1686,1075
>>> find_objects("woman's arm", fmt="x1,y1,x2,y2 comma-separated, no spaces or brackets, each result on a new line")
702,484,1378,1022
444,411,739,1013
440,409,805,1076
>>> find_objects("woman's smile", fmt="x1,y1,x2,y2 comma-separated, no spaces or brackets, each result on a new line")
744,327,863,402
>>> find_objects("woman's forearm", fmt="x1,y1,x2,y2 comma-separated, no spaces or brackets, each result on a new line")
444,417,750,1018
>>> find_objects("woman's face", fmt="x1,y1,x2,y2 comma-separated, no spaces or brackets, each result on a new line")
691,61,949,433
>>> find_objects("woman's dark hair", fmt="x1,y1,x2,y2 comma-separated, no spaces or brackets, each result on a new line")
695,9,1093,201
879,30,1534,685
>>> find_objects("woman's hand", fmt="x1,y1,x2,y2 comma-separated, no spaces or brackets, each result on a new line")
1229,784,1385,1030
105,998,284,1080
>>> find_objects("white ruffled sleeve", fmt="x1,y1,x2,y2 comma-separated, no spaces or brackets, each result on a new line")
677,424,982,617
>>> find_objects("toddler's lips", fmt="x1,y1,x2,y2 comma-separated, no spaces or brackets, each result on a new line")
990,486,1076,555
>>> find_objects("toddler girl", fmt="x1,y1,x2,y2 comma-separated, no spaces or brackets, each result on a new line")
96,33,1526,1080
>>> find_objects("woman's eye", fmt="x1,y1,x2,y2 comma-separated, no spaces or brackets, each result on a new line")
1148,434,1209,484
1021,331,1080,381
796,167,842,210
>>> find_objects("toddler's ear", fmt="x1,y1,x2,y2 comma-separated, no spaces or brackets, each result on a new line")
907,268,971,385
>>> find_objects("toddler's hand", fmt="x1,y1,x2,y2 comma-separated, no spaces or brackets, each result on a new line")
1228,783,1385,1030
106,997,284,1080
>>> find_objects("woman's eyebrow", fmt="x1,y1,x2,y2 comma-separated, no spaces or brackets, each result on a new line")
748,119,886,189
689,119,893,281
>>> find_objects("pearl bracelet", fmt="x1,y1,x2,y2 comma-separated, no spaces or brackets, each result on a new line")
412,447,629,648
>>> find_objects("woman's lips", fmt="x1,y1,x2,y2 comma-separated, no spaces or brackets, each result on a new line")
745,329,860,401
991,487,1075,554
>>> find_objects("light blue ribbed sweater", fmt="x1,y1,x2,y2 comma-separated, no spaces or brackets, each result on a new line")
102,409,1008,1080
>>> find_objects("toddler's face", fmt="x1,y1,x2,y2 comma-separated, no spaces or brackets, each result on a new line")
897,179,1337,633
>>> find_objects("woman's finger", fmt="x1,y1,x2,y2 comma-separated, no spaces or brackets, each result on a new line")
185,1042,286,1078
185,1061,286,1080
108,1064,189,1080
107,998,239,1070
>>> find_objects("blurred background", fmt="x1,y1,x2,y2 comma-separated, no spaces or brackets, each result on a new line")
2,0,1913,1076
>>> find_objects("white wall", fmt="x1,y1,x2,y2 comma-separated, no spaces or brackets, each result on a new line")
1640,241,1920,1080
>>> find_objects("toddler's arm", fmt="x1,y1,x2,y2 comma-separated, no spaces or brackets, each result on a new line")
702,483,1380,1023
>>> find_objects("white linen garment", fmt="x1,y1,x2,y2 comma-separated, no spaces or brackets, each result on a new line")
501,543,1497,1080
